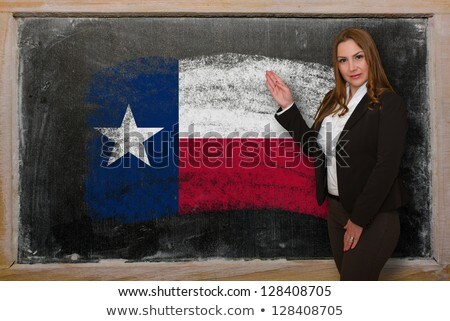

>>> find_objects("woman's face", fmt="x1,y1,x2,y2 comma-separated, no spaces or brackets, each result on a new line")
337,39,369,95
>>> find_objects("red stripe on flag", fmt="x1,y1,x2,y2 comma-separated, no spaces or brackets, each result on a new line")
178,138,328,218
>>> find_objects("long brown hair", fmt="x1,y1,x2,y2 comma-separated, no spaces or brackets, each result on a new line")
312,28,394,129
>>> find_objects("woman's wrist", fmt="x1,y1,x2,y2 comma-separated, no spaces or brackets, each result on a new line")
281,101,294,110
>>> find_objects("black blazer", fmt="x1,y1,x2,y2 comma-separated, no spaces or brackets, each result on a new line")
275,91,408,228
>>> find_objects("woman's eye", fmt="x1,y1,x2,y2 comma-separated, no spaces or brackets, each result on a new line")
338,59,346,63
355,55,364,60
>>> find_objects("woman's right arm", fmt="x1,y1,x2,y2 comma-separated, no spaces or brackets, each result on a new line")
265,71,318,157
274,102,311,144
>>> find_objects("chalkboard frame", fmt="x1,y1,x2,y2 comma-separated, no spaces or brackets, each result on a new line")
0,1,449,280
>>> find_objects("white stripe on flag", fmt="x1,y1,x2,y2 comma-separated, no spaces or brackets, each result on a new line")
179,53,334,137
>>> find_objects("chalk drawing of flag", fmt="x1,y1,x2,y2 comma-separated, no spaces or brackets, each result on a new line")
85,54,332,224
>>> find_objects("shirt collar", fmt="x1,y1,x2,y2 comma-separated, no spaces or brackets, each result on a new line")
346,81,368,105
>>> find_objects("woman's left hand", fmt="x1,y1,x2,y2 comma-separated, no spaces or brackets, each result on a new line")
343,219,363,251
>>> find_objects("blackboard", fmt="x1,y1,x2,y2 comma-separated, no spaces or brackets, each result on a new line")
17,17,429,262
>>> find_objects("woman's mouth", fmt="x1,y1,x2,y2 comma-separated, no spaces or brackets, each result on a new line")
350,74,361,79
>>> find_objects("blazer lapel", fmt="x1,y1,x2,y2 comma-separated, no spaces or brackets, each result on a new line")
315,93,369,145
341,93,369,132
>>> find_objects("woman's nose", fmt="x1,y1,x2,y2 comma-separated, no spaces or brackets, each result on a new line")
348,60,357,72
348,60,357,71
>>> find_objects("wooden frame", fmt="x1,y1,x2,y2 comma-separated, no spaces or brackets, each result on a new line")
1,1,449,279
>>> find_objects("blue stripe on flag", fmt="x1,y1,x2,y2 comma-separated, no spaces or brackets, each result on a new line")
85,57,179,223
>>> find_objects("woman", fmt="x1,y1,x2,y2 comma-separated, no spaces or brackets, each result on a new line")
265,27,408,280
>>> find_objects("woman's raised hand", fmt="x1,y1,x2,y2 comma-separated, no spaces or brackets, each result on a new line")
265,70,294,110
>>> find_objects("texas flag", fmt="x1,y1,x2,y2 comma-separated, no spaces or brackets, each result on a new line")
85,56,328,224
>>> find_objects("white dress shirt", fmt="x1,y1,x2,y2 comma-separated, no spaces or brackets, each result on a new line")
317,82,368,196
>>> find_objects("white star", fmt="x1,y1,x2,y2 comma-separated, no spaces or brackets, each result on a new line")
95,105,163,166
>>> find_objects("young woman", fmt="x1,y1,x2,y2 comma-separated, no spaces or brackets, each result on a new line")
265,27,408,280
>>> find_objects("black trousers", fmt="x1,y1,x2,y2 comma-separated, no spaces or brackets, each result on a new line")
327,197,400,281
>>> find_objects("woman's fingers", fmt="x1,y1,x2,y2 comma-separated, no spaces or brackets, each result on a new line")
343,233,359,251
343,220,363,251
350,235,360,250
266,71,288,93
265,72,282,98
265,72,276,90
265,75,278,98
266,71,284,87
269,72,292,97
265,70,294,109
269,71,289,88
266,70,277,81
343,233,351,252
